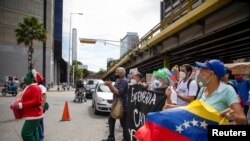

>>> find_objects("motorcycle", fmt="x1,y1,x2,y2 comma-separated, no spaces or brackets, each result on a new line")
73,88,87,103
1,83,18,97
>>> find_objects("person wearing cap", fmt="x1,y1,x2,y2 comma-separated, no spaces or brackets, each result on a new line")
12,69,44,141
195,59,247,124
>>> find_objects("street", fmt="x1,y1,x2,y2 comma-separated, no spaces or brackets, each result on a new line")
0,90,123,141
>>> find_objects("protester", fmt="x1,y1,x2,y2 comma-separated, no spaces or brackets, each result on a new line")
171,65,179,84
147,68,177,110
130,71,142,85
177,64,198,106
195,59,247,124
231,73,250,115
222,68,244,108
103,67,129,141
130,71,148,89
11,69,44,141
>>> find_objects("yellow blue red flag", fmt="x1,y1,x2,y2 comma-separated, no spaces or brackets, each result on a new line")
134,100,228,141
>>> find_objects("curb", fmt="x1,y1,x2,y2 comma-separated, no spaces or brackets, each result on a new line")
47,89,76,92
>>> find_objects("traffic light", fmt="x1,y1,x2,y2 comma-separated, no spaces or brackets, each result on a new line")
79,38,97,44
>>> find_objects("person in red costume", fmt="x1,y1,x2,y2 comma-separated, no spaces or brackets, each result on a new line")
12,69,43,141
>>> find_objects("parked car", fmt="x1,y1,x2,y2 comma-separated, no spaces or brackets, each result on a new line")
92,80,113,114
85,79,100,98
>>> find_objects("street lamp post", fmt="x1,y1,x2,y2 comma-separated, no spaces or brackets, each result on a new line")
67,12,83,89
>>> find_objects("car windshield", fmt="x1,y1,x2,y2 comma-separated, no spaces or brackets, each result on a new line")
98,84,111,92
87,79,99,85
89,85,96,88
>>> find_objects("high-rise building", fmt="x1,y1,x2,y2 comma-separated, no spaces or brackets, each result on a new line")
54,0,67,83
72,28,77,61
120,32,139,57
160,0,203,20
0,0,55,85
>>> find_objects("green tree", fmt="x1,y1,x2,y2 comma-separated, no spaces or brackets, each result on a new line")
15,16,47,71
96,69,106,78
83,69,90,78
71,60,84,81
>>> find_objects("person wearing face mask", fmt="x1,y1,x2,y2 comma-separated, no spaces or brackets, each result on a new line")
195,59,247,124
175,64,199,106
130,71,142,85
231,73,250,116
103,67,129,141
130,71,148,89
149,68,177,110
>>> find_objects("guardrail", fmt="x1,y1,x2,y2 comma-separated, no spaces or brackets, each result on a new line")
104,0,231,78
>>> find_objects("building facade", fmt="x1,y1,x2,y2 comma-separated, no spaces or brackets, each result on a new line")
120,32,139,57
0,0,55,85
54,0,67,84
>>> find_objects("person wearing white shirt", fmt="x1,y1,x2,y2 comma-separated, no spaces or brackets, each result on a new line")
176,64,198,106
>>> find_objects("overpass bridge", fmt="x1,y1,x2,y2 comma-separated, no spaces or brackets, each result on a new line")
104,0,250,79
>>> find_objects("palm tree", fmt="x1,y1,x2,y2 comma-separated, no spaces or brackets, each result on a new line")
15,16,47,71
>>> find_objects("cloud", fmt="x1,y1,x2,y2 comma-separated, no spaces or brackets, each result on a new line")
65,0,161,72
78,42,120,72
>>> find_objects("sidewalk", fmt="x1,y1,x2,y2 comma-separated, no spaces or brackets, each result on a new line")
47,85,75,92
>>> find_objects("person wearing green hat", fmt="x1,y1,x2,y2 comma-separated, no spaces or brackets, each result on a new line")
149,68,177,110
11,70,44,141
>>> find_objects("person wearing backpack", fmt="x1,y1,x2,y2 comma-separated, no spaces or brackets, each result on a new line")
176,64,199,106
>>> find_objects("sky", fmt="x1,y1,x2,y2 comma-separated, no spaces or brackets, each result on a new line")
64,0,161,72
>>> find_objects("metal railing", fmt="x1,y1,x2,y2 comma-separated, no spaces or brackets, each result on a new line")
106,0,204,74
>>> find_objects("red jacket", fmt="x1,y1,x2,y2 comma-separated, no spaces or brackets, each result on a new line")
21,83,43,119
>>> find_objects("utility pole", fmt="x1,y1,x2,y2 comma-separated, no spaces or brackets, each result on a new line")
43,0,47,85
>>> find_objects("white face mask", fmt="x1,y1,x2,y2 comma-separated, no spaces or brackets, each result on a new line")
179,71,186,80
130,79,137,85
196,74,211,87
153,80,162,89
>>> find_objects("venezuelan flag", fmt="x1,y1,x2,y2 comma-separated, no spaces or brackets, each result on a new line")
134,100,228,141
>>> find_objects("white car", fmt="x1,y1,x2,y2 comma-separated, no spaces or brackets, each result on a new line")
92,81,113,114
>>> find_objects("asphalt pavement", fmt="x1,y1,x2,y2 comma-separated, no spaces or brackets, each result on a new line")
0,89,123,141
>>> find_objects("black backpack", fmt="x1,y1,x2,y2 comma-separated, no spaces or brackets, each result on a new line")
178,78,200,99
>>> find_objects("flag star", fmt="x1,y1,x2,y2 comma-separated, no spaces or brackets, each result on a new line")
191,118,198,126
176,125,184,133
200,120,208,129
182,120,190,129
